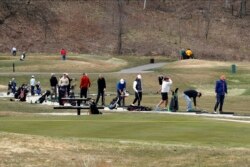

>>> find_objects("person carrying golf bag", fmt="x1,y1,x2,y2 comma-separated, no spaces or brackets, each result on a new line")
131,74,142,106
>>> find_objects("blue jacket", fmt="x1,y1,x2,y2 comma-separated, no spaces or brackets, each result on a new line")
117,81,126,91
215,79,227,95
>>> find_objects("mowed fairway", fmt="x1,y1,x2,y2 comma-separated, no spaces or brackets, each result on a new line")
0,112,250,167
0,54,250,166
0,113,250,147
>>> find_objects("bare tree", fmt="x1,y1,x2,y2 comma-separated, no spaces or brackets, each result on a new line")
224,0,231,8
239,0,247,18
117,0,123,55
143,0,147,9
204,0,212,40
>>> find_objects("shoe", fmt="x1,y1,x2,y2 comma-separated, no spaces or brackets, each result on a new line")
155,106,160,111
164,108,170,112
213,111,217,114
131,104,135,106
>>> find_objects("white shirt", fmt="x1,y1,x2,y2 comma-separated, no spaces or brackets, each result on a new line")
30,78,36,86
161,79,172,93
59,76,69,86
12,47,16,51
133,81,137,92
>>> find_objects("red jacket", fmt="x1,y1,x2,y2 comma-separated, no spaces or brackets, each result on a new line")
80,75,91,89
60,49,66,56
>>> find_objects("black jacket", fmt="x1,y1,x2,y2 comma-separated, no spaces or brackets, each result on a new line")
50,76,58,87
184,90,199,106
97,78,106,91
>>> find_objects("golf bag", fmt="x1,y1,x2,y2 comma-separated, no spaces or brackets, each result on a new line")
109,97,119,110
14,85,29,101
127,105,152,111
36,90,51,103
89,101,102,114
169,88,179,112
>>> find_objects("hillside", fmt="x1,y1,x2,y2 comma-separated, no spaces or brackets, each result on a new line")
0,0,250,60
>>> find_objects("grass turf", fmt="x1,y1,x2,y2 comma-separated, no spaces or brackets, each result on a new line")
0,113,249,148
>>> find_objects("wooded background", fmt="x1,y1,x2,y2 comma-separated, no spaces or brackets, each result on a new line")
0,0,249,60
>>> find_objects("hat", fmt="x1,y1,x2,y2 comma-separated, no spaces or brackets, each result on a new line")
137,74,142,79
31,75,34,78
120,79,125,84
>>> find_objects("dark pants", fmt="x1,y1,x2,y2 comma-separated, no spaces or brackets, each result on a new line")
58,86,67,106
80,88,88,98
133,92,142,106
62,55,66,60
117,90,125,107
214,94,225,112
96,90,105,105
31,86,35,96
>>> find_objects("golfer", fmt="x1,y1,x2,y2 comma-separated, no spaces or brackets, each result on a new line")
131,74,142,106
156,76,172,111
183,89,202,112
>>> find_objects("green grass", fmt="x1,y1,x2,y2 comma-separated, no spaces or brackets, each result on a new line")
0,113,249,148
1,54,250,166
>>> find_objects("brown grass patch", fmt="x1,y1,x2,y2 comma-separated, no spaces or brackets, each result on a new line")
15,56,127,73
168,59,250,71
0,132,249,167
0,85,7,89
168,59,230,69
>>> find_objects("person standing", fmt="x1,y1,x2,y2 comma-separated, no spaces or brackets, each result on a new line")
132,74,142,106
60,48,67,60
96,74,106,106
116,78,126,107
183,89,202,112
30,75,36,96
10,78,17,94
80,73,91,98
156,76,173,111
58,73,69,105
35,81,42,95
65,73,72,96
11,47,17,56
213,75,228,114
50,73,58,101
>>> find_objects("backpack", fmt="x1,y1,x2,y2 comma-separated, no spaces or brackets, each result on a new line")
90,101,102,114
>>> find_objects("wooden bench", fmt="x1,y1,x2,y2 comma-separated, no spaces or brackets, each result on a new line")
54,97,103,115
